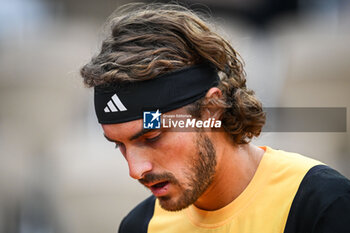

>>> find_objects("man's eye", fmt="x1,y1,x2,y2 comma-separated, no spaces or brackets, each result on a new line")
145,134,161,143
115,142,122,149
114,142,126,155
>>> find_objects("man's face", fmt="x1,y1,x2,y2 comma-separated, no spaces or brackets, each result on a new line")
102,111,217,211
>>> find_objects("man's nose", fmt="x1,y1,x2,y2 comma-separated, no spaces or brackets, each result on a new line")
125,149,153,180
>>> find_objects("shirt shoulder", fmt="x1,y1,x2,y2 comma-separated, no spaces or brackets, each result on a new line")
284,165,350,233
118,195,156,233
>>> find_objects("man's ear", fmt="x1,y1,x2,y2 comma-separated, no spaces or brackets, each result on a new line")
202,87,224,120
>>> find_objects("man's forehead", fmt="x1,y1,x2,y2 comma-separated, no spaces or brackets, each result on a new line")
102,107,190,139
102,119,143,140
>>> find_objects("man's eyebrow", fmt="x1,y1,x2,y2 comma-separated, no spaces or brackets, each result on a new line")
129,128,155,141
104,134,117,143
103,128,155,143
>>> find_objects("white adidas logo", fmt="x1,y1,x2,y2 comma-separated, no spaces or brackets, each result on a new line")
104,94,127,113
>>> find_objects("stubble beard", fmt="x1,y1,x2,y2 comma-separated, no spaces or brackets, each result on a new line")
157,132,217,211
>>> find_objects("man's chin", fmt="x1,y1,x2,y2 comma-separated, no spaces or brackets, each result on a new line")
157,195,192,212
158,196,191,211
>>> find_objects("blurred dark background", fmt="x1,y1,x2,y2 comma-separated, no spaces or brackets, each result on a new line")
1,0,349,232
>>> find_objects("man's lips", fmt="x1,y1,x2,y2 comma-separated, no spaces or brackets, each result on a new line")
145,181,170,197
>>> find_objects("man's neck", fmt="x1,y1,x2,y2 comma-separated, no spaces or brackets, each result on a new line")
194,137,264,211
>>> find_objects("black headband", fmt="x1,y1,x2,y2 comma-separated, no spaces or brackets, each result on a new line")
94,64,219,124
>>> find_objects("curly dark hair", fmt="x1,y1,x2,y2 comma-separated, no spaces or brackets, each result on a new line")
80,3,265,144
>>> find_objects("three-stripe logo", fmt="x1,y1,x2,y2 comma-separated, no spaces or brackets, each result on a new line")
104,94,127,113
